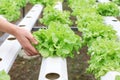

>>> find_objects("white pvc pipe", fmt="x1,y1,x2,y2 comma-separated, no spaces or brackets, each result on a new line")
97,0,110,3
54,2,63,11
39,57,68,80
18,4,43,31
38,1,68,80
101,71,120,80
104,16,120,40
0,4,43,73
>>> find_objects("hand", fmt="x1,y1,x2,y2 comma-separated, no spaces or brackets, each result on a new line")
0,17,38,56
14,27,38,56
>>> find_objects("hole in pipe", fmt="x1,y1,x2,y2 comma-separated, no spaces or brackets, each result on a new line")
46,73,60,80
112,19,118,22
0,58,2,61
8,37,16,40
26,16,32,18
19,25,26,27
31,10,35,12
96,0,98,2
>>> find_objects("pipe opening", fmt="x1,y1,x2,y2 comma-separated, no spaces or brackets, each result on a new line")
0,58,2,61
26,16,32,18
96,0,98,2
19,25,26,27
8,37,16,40
112,19,118,22
31,10,35,12
45,73,60,80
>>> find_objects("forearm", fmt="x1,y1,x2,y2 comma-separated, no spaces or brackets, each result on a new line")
0,17,18,35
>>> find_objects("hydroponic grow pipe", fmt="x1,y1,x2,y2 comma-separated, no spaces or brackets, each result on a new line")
97,0,110,3
38,2,68,80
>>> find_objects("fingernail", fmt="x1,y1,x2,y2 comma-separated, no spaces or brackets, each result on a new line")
34,41,38,44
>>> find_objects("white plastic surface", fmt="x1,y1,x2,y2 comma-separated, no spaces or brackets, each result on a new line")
0,35,21,73
104,16,120,40
97,0,110,3
0,4,43,73
18,4,43,31
39,57,68,80
101,71,120,80
54,2,62,11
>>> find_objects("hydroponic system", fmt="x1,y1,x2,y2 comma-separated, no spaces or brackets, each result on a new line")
0,0,120,80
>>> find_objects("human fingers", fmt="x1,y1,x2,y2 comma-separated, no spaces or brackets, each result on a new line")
18,36,38,56
26,32,38,45
24,50,31,56
22,41,38,56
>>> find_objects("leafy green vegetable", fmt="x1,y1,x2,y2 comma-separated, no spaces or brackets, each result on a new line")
29,0,63,6
78,20,117,45
113,0,120,6
87,39,120,79
40,5,72,26
0,0,21,21
0,70,10,80
76,10,117,45
68,0,96,11
14,0,27,8
96,2,120,16
72,6,96,17
33,22,81,58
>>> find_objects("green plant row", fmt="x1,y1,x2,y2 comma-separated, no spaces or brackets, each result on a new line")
0,0,65,22
68,0,120,79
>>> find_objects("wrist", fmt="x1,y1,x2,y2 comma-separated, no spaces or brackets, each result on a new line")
9,25,20,36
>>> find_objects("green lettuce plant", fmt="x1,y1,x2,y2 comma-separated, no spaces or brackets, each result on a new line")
87,39,120,79
40,5,72,26
0,0,20,21
96,2,120,16
33,22,82,58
